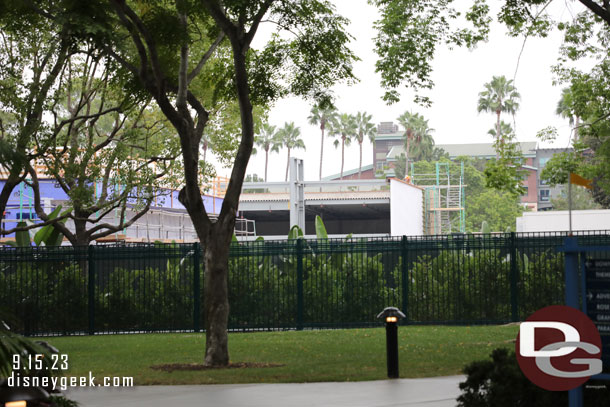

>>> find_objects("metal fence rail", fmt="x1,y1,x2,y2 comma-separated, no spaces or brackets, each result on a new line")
1,231,609,336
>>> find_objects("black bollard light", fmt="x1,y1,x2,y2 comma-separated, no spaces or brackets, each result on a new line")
377,306,406,379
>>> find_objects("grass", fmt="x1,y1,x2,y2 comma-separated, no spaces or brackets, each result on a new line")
42,325,519,385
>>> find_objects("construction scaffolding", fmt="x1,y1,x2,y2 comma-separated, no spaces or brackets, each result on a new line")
410,162,466,235
0,175,257,243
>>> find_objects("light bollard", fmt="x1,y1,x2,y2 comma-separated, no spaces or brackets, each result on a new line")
377,307,406,379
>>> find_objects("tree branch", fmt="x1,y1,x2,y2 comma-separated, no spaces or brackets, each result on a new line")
188,32,225,84
579,0,610,24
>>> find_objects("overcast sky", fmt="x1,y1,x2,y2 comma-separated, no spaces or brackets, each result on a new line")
217,0,586,181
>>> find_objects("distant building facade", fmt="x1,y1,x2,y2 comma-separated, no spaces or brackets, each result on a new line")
326,120,572,212
535,148,573,211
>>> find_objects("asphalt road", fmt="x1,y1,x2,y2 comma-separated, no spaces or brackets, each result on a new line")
66,375,465,407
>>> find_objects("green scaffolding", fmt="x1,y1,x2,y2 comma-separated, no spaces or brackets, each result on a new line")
410,162,465,235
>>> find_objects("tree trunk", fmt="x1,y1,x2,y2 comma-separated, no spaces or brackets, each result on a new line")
202,227,231,366
319,121,325,180
405,133,411,172
340,136,345,179
285,148,291,181
358,141,363,179
264,148,269,182
73,217,89,246
0,172,22,234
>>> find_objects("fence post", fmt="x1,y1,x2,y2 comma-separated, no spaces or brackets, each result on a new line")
296,238,304,331
401,236,408,324
193,242,201,333
88,245,95,335
509,232,519,322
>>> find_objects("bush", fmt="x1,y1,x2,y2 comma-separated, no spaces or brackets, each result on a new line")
457,348,610,407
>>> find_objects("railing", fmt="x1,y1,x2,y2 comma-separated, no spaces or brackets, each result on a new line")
1,231,609,336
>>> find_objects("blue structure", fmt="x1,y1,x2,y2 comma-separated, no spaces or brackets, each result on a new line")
0,178,223,238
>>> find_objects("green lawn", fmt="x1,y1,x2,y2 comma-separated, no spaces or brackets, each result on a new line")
43,325,519,385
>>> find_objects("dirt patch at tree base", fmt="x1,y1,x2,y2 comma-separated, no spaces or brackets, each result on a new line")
150,362,284,372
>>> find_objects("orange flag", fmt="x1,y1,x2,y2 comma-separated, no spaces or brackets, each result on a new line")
569,173,592,189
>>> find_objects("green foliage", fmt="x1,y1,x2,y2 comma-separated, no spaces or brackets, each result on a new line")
457,348,565,407
4,206,68,247
477,76,526,197
539,151,578,186
410,159,523,232
550,185,602,210
0,237,567,333
477,76,520,119
33,205,69,246
458,346,610,406
465,190,524,233
371,0,491,105
314,215,328,240
287,225,304,240
15,221,31,247
397,111,435,163
0,263,87,334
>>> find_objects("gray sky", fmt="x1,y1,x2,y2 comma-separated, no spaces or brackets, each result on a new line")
220,1,586,181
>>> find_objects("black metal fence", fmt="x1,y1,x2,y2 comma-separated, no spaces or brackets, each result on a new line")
1,232,609,336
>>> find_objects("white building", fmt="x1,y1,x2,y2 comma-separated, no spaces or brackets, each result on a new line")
516,209,610,232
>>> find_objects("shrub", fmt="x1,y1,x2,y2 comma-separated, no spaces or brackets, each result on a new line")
457,348,610,407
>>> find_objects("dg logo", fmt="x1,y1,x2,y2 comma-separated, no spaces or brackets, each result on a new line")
516,305,603,391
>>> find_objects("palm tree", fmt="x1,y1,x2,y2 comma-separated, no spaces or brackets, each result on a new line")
354,112,376,179
397,111,434,167
397,111,416,168
308,103,339,180
477,75,521,143
556,87,580,141
487,121,515,140
277,122,305,181
409,115,434,162
329,113,357,179
254,123,280,182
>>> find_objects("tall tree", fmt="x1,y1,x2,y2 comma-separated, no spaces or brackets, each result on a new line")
308,103,338,180
396,111,416,168
409,115,435,162
556,87,581,142
0,8,75,236
397,111,432,166
354,111,376,178
254,123,280,182
35,0,356,367
477,75,520,144
278,122,305,181
487,121,514,140
371,0,610,201
329,113,357,179
28,53,180,246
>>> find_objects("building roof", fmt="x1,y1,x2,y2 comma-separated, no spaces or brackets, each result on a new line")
436,142,537,158
374,132,404,141
239,190,390,204
385,141,538,160
322,163,375,181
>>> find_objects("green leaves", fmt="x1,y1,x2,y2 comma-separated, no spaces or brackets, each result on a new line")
14,221,31,248
288,225,304,240
371,0,490,105
33,205,68,247
314,215,328,240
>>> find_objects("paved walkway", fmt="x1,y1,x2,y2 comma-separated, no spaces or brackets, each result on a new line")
66,375,464,407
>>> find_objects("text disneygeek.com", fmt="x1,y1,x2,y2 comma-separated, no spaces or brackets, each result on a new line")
7,372,134,391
